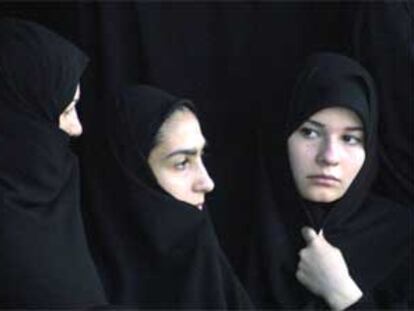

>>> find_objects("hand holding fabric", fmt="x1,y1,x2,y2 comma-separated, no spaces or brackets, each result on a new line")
296,227,363,310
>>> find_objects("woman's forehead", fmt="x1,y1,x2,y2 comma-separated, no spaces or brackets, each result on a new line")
307,106,363,129
158,110,205,153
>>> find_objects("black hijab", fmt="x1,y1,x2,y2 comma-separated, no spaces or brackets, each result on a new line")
246,52,412,309
0,18,106,307
83,85,252,308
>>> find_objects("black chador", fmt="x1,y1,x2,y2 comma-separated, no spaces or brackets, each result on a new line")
0,18,106,307
245,53,413,309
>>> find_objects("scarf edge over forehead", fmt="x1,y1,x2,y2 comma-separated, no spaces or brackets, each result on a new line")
0,17,89,124
114,84,195,161
287,52,377,145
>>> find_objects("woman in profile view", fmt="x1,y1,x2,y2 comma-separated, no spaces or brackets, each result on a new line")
0,18,106,307
83,85,253,309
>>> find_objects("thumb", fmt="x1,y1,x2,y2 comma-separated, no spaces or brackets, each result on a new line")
318,229,331,245
318,229,325,239
301,226,318,244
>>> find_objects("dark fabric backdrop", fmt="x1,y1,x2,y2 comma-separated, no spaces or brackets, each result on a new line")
1,1,410,276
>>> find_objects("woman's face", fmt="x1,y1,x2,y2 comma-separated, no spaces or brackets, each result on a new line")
59,84,82,137
148,109,215,209
287,106,365,203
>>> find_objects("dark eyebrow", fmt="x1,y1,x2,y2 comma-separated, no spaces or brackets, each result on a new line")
165,148,198,160
345,127,363,131
306,120,363,132
306,119,324,128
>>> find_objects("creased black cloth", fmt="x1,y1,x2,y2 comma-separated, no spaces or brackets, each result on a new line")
245,52,413,309
352,1,414,207
0,18,106,307
83,85,253,308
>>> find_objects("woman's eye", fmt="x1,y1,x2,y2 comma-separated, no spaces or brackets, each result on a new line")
299,127,319,139
343,134,363,145
175,158,190,171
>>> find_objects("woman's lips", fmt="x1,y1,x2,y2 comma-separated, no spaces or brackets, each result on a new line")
307,175,340,187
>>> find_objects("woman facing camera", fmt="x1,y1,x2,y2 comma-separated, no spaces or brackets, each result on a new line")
83,85,252,308
246,52,412,309
0,18,106,306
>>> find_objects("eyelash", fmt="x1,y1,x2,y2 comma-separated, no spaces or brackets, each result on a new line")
175,158,190,171
299,127,363,145
299,127,319,138
172,148,208,171
342,135,363,145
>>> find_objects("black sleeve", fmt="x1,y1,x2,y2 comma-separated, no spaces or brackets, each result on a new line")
348,253,412,309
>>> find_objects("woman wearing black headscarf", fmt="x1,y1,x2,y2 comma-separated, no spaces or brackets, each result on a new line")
0,18,106,307
83,85,252,308
245,52,412,309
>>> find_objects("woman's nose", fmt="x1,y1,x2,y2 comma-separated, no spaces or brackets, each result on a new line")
70,110,83,136
316,138,340,166
194,162,215,193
